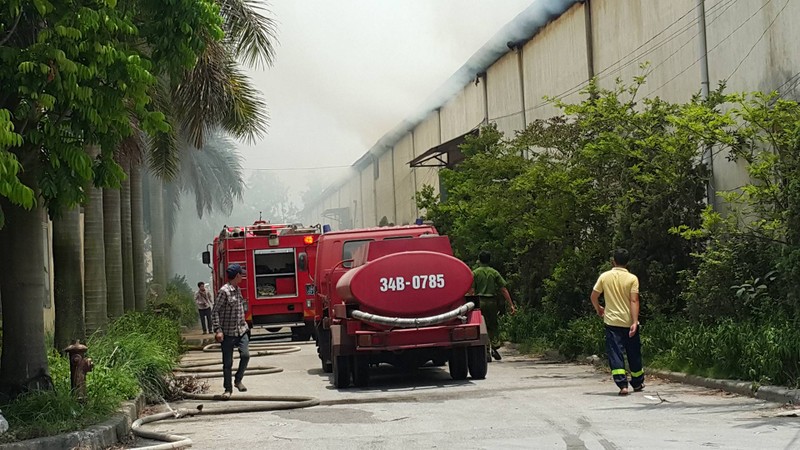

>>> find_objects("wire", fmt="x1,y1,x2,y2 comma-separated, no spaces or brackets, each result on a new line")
529,0,737,109
649,0,776,95
242,164,353,172
487,0,739,123
776,71,800,95
727,0,792,81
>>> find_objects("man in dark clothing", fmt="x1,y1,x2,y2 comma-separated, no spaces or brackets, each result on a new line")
212,264,250,397
468,251,516,361
195,282,213,334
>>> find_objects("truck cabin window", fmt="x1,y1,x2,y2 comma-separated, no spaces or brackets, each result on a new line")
254,248,297,298
342,239,372,268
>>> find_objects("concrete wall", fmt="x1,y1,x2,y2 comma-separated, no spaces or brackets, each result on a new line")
304,0,800,229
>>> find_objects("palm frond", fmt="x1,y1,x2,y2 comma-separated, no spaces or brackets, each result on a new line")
146,127,179,181
218,0,278,68
145,77,180,179
173,39,268,147
176,131,245,218
218,58,269,144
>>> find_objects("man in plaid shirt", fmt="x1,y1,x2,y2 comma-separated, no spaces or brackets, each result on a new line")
212,263,250,396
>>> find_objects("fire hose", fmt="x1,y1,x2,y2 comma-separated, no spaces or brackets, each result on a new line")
351,302,475,328
131,340,320,449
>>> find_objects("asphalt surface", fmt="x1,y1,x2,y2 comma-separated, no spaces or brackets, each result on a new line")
131,332,800,449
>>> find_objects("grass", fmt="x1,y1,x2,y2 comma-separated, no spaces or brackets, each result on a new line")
0,312,183,443
502,310,800,388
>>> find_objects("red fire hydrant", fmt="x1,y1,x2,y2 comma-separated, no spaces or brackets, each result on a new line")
64,341,93,402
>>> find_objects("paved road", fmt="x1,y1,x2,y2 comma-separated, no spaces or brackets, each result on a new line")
134,335,800,449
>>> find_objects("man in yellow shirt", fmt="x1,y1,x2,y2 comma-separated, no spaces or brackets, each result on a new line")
590,248,643,396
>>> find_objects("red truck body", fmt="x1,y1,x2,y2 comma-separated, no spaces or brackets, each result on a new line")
313,225,488,388
204,221,320,340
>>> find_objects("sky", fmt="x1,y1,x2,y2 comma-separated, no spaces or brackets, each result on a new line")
238,0,534,203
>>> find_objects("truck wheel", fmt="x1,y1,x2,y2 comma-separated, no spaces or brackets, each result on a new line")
352,355,370,387
449,347,468,380
467,346,488,380
333,355,351,388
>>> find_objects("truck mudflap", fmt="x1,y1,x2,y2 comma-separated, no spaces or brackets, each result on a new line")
350,302,475,328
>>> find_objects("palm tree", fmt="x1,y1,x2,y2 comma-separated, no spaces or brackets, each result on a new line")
120,159,136,312
0,174,50,393
130,163,148,311
103,185,124,320
84,145,108,334
148,174,167,290
53,207,85,351
163,133,245,275
145,0,276,281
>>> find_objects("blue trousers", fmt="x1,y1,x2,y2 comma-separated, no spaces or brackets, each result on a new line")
605,325,644,389
221,332,250,392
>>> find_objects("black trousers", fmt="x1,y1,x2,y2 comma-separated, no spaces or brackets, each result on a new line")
221,332,250,392
198,308,212,333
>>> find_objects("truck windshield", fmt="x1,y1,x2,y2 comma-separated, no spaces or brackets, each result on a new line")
253,248,297,298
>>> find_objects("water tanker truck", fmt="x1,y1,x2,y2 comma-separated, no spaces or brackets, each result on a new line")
313,225,488,388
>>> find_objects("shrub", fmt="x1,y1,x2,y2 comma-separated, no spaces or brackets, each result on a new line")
151,275,199,328
553,316,605,360
88,312,182,399
1,312,183,442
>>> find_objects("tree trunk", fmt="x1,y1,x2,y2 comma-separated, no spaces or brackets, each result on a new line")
84,145,108,334
0,195,51,398
131,165,147,311
103,187,124,320
53,207,86,351
120,161,135,312
149,176,167,290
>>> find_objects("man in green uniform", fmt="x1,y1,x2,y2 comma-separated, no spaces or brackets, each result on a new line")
469,251,516,361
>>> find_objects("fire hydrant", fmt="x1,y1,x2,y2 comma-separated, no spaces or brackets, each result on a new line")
64,341,93,402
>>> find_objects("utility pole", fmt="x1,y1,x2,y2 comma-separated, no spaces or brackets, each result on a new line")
696,0,716,209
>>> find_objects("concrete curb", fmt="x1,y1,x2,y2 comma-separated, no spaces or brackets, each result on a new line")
581,355,800,405
0,393,145,450
620,366,800,405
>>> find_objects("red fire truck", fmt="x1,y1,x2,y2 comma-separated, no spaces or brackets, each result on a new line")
202,221,320,341
313,225,488,388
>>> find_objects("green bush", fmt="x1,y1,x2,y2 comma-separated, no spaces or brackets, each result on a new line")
151,275,200,328
1,312,182,442
553,316,605,360
88,312,182,399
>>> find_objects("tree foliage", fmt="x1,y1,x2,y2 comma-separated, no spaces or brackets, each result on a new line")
0,0,224,223
419,77,731,323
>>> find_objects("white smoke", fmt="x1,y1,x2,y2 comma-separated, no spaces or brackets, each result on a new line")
305,0,579,209
362,0,579,157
